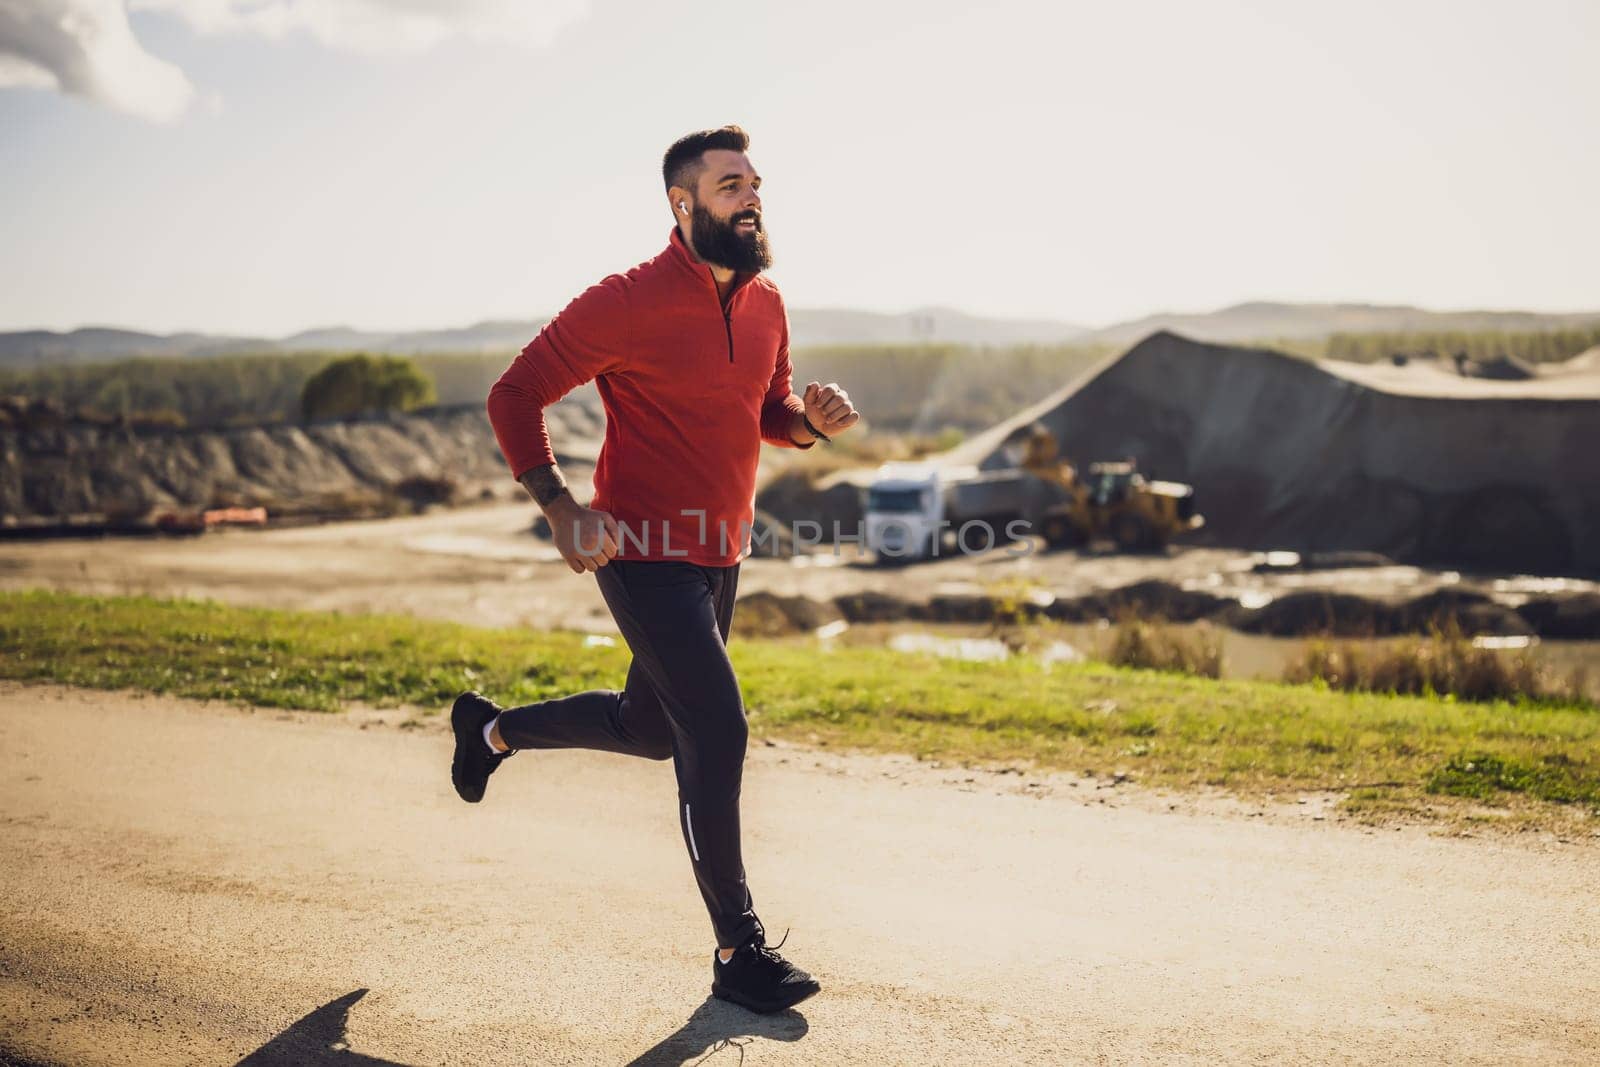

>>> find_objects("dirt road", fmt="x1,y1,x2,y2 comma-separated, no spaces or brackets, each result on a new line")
2,681,1596,1065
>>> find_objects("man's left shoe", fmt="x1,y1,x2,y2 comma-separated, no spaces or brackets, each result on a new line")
450,691,514,803
711,932,821,1014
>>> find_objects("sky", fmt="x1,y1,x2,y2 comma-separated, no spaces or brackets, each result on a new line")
1,0,1597,336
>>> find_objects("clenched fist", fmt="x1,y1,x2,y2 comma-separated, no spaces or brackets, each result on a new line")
802,380,861,440
546,496,620,574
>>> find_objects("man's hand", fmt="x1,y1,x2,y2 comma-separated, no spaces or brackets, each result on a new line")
546,495,621,574
802,380,860,440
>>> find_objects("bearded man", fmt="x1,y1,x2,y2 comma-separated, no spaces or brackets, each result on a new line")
458,125,859,1015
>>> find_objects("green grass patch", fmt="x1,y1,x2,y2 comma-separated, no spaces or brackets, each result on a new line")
4,589,1598,829
1425,752,1600,807
0,588,627,712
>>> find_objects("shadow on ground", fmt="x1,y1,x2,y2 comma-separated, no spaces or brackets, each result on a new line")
625,996,809,1065
0,1044,55,1067
231,988,807,1066
235,989,412,1066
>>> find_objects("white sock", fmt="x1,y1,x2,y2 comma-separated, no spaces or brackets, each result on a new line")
483,717,506,754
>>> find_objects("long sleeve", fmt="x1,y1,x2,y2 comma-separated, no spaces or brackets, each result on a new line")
758,298,813,449
486,277,630,481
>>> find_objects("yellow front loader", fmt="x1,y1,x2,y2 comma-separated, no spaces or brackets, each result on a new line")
1018,426,1204,552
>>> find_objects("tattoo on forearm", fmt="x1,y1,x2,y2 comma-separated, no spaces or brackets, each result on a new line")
518,464,571,509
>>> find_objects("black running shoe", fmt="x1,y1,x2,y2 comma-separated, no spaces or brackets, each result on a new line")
451,691,514,803
711,930,821,1014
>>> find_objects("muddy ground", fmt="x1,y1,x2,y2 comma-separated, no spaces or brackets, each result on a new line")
3,502,1596,679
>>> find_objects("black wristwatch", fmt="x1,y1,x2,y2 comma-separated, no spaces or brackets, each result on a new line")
802,413,831,444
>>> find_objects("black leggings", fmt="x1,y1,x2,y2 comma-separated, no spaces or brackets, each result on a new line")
495,559,763,950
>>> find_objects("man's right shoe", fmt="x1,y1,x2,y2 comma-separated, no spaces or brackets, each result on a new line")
450,691,514,803
710,932,821,1014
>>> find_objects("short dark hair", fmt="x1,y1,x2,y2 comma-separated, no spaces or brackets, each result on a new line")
662,125,750,194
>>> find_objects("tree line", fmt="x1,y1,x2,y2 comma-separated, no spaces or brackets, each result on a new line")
0,350,479,429
1271,326,1600,364
0,343,1114,433
2,325,1594,433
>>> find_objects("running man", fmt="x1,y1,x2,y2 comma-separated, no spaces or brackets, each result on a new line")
454,125,859,1015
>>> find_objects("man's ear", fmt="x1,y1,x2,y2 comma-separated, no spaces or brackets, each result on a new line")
668,186,693,218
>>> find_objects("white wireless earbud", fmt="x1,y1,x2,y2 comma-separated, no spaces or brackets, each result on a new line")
678,202,688,214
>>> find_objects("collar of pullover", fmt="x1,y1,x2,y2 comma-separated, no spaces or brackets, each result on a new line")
665,225,758,306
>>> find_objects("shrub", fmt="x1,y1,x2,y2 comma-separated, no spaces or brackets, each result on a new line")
1100,614,1223,678
1425,752,1600,809
1283,620,1590,706
300,353,435,422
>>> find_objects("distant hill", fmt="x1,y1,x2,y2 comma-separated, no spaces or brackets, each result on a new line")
0,322,545,368
0,327,269,366
8,302,1600,368
0,308,1086,368
1084,302,1600,346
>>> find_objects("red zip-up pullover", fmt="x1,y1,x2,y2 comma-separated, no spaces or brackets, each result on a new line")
486,226,811,566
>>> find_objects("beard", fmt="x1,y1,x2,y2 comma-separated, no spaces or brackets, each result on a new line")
689,202,773,274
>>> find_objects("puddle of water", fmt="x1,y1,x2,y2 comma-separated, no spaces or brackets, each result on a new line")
1024,588,1058,608
788,554,843,568
1471,635,1537,650
932,581,985,597
1493,575,1598,595
1039,640,1086,666
887,632,1011,661
873,631,1086,667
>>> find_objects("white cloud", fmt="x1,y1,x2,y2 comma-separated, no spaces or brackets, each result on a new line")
0,0,587,122
129,0,589,55
0,0,195,121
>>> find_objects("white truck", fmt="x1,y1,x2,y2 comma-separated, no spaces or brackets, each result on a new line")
863,461,1066,563
862,462,954,562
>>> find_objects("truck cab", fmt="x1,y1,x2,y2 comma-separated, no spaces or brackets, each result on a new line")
864,462,944,562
